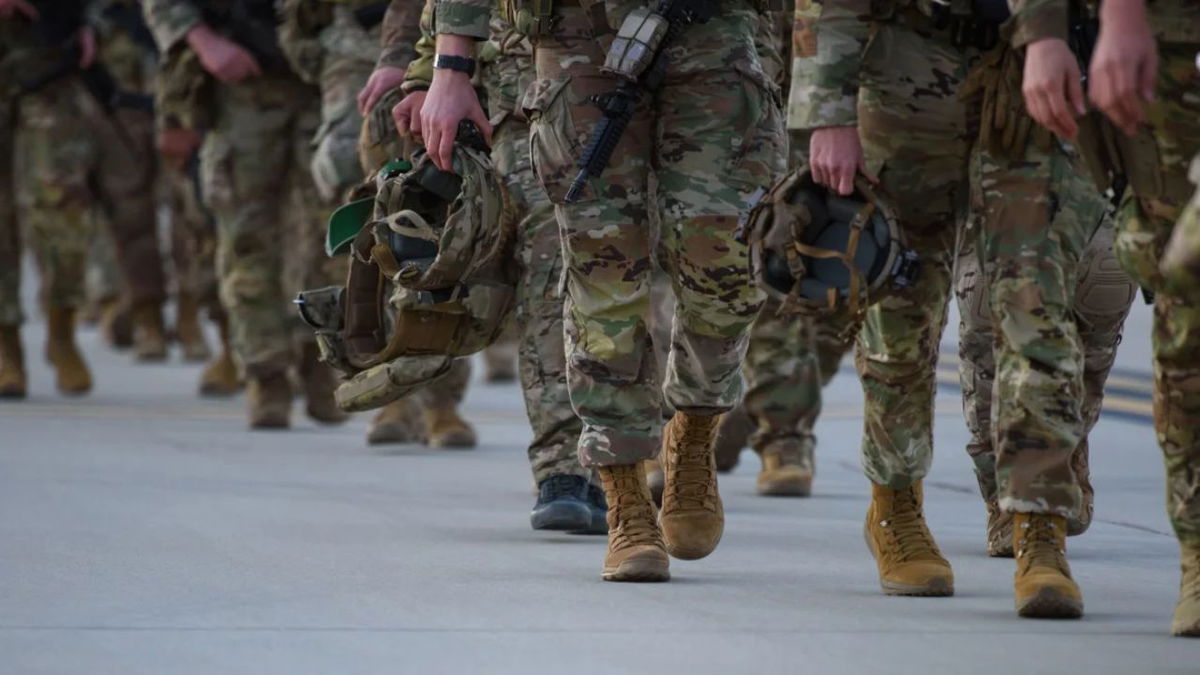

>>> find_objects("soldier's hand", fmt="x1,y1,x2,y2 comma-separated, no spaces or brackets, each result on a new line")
0,0,38,19
1089,0,1158,136
1022,38,1085,140
358,66,407,116
393,90,427,140
186,24,262,84
810,126,877,196
158,128,202,172
421,69,491,172
78,27,97,68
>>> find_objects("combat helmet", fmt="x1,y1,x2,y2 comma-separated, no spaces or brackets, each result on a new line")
297,122,516,412
743,166,918,319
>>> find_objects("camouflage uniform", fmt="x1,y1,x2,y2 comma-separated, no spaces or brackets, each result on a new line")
0,8,156,327
90,1,168,319
741,0,849,468
406,5,585,480
487,0,784,467
794,0,976,489
955,215,1136,524
143,0,342,379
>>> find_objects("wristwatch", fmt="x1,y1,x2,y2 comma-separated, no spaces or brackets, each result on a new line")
433,54,477,77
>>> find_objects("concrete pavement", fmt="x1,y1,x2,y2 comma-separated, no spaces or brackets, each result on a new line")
0,302,1196,674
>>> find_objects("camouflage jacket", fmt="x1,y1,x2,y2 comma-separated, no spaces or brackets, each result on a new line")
434,0,493,39
1009,0,1200,47
786,0,871,130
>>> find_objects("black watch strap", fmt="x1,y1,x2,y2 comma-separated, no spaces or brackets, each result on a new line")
433,54,476,77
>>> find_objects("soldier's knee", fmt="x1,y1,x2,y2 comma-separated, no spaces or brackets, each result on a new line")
1075,227,1137,335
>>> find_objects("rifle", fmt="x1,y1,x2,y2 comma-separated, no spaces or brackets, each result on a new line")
563,0,719,203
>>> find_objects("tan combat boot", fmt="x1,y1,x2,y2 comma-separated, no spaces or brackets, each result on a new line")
423,403,477,448
756,438,814,497
198,314,241,397
0,325,27,398
864,481,954,596
246,372,291,429
174,293,211,362
660,412,724,560
598,463,670,582
46,308,92,395
986,499,1014,558
367,397,426,445
1172,544,1200,637
714,404,753,473
1068,439,1094,536
643,455,665,507
1012,513,1083,618
131,302,168,362
299,342,349,425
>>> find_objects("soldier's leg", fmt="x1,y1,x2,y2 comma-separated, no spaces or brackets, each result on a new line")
530,11,664,581
656,9,783,561
497,116,596,531
202,82,299,427
94,107,168,362
1069,219,1136,534
0,94,24,397
854,23,971,597
14,82,96,395
742,299,849,496
1110,44,1200,637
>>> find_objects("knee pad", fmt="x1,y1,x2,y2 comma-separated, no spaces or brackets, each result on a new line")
1075,223,1137,332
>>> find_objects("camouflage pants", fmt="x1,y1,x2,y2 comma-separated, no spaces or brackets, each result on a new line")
854,23,973,488
1,78,160,325
743,297,847,455
956,140,1135,518
1112,45,1200,546
200,76,343,377
166,164,222,313
528,3,783,466
494,117,587,482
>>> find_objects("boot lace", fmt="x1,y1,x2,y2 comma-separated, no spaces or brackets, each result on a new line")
1017,517,1068,573
881,488,942,562
609,474,660,549
664,417,719,512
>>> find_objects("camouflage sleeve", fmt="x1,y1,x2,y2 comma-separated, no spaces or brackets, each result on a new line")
785,0,822,130
141,0,204,52
434,0,492,39
1007,0,1069,49
786,0,872,130
378,0,425,69
402,0,436,91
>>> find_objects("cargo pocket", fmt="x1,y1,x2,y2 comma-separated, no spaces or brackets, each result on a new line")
726,62,786,188
524,75,587,204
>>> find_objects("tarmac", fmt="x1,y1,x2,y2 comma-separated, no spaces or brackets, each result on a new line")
1,300,1197,674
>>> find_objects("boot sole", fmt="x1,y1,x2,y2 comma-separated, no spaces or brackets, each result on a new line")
0,387,27,399
429,435,477,449
1016,587,1083,618
1171,620,1200,637
531,502,593,532
601,560,670,582
662,531,723,561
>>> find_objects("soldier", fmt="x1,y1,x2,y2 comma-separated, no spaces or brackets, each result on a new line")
0,0,155,397
392,0,605,530
87,0,172,363
799,0,1132,618
733,0,851,497
421,0,784,580
1022,0,1199,636
143,0,348,429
